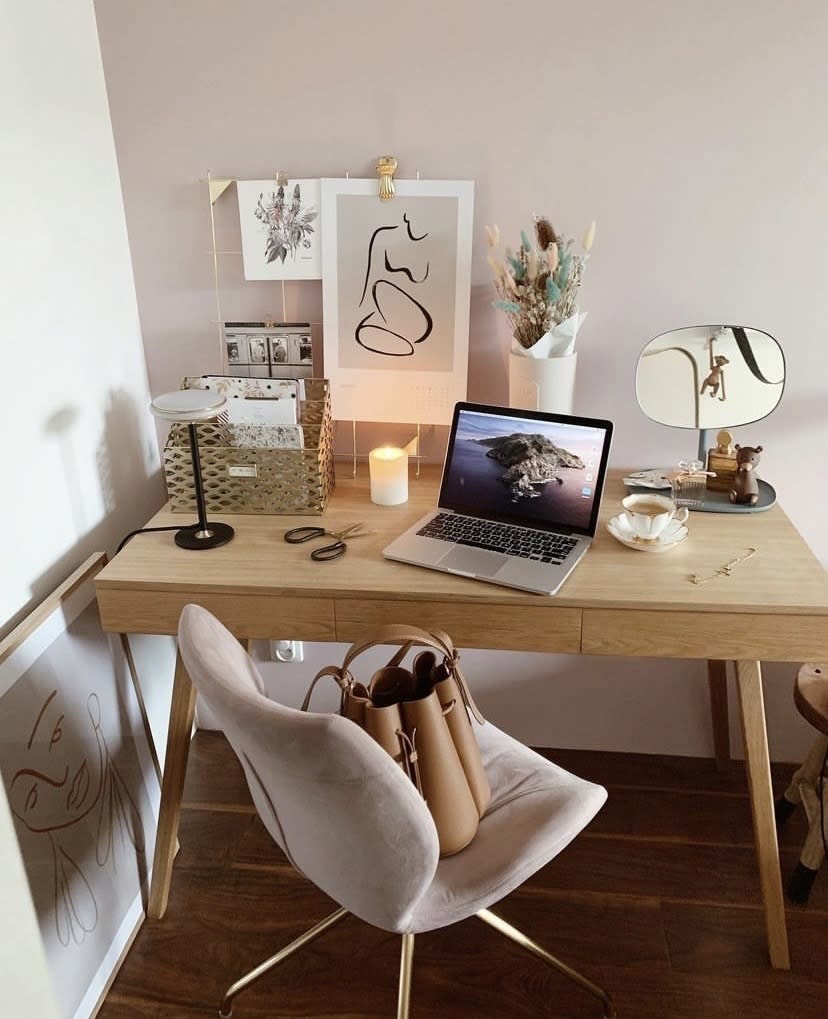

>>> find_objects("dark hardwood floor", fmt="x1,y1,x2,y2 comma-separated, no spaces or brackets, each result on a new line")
99,733,828,1018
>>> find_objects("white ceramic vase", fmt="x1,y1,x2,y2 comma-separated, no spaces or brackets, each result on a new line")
507,313,584,415
509,350,578,415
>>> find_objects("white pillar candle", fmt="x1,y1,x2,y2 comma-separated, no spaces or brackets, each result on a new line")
369,446,408,506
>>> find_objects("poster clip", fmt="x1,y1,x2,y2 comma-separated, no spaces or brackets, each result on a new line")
376,155,397,200
275,169,289,187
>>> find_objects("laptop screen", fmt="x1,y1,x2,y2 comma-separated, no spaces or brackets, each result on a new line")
437,403,614,537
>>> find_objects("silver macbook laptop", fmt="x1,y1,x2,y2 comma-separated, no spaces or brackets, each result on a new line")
383,402,614,595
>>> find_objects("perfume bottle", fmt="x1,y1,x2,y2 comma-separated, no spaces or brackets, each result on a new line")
706,429,738,492
671,460,708,508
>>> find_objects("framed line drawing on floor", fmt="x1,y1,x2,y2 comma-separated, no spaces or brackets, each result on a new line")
321,177,474,424
0,554,160,1019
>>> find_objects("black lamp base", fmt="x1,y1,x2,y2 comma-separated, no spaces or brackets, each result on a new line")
174,522,235,550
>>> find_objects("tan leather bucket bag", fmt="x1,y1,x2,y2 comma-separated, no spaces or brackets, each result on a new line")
302,625,491,856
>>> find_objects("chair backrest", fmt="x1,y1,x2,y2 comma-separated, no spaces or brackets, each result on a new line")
178,604,440,932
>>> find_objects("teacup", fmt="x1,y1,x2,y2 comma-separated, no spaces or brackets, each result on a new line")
620,493,689,541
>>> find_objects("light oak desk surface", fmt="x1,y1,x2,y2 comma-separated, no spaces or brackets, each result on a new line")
96,468,828,969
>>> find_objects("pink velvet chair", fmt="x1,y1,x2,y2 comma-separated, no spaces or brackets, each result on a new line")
178,603,614,1018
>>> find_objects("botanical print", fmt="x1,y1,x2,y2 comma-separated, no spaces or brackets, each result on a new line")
254,183,317,265
237,179,323,280
0,592,159,1019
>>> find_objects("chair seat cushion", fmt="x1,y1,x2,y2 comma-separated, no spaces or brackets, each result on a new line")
407,723,606,933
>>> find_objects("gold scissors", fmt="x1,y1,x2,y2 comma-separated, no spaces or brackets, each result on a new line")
284,523,371,562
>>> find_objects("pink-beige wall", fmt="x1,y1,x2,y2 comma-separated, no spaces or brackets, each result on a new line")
94,0,827,759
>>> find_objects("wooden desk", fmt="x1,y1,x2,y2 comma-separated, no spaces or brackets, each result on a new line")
95,468,828,969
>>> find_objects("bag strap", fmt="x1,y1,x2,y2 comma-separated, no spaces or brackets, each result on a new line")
351,625,484,724
301,664,350,712
301,624,485,724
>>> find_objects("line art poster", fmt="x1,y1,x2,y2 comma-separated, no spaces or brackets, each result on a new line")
321,178,473,424
0,563,159,1019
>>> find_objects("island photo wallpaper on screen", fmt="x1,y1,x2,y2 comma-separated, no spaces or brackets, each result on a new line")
440,409,608,531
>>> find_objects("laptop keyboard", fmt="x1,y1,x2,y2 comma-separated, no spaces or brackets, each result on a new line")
417,513,578,564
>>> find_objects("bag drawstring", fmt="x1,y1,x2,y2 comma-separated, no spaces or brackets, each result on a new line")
395,727,421,793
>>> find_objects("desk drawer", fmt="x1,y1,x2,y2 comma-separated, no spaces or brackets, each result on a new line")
97,588,336,641
582,609,828,661
335,600,581,653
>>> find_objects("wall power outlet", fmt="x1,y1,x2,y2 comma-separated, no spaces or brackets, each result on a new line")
269,640,304,663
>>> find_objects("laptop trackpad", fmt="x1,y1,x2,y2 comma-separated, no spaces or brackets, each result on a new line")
440,545,509,577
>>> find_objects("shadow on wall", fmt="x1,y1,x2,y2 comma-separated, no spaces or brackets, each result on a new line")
44,406,86,536
2,390,165,642
96,388,159,515
468,282,508,406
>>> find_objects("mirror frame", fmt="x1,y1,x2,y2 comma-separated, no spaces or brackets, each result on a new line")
635,323,786,433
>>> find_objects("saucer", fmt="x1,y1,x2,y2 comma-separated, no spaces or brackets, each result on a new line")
607,514,688,553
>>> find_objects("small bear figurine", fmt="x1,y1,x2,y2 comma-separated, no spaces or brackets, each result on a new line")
730,444,763,505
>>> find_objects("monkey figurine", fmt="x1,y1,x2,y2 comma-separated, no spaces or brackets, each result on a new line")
700,353,729,401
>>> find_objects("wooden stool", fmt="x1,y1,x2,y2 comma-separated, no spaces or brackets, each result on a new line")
775,663,828,903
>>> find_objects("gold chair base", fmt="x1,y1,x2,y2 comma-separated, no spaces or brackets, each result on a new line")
217,905,614,1019
218,906,348,1017
477,908,616,1018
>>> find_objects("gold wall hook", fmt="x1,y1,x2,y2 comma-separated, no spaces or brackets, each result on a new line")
377,155,397,200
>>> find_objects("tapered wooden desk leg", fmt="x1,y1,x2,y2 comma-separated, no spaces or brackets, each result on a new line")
735,660,790,970
707,659,731,772
148,648,197,920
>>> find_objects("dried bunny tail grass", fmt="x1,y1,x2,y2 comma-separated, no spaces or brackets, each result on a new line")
484,224,500,248
546,243,559,273
487,254,505,279
526,249,538,282
535,217,557,251
582,220,596,252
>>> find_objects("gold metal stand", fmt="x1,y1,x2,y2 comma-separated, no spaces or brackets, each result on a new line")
216,905,614,1018
217,907,348,1017
477,908,616,1018
397,933,415,1019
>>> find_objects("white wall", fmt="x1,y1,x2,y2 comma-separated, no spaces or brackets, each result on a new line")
0,785,59,1019
0,0,164,633
95,0,827,761
0,0,174,1009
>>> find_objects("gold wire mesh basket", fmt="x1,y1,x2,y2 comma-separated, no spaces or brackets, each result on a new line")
162,379,335,515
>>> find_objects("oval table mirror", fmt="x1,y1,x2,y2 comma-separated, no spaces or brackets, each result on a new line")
634,324,785,513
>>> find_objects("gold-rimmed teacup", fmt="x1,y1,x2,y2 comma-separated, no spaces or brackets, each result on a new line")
620,493,689,542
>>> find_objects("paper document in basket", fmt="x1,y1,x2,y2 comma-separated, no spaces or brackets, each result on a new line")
183,376,300,424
